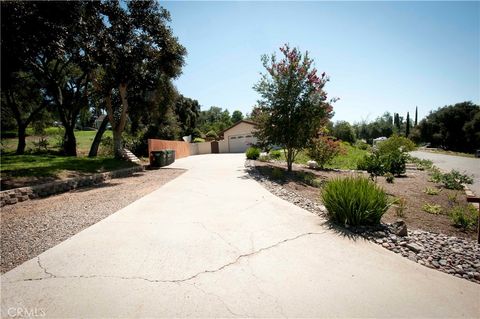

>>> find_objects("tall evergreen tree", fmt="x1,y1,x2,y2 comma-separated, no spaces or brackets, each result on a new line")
394,113,401,132
414,106,418,126
406,112,410,137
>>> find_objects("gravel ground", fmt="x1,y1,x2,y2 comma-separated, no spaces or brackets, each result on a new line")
1,167,185,274
246,161,480,284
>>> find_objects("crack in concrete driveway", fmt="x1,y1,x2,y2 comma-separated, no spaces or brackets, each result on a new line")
11,231,326,285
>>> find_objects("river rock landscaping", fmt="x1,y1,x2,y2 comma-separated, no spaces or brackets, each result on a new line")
246,160,480,284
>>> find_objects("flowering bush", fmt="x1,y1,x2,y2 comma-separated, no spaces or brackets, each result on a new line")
307,136,343,169
253,44,337,171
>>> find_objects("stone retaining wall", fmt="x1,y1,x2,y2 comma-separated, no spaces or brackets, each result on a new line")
0,165,145,207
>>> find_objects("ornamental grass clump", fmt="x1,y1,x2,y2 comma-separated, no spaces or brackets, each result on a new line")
321,176,390,226
245,147,260,160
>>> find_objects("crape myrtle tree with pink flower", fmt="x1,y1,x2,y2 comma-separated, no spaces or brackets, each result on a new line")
253,44,337,172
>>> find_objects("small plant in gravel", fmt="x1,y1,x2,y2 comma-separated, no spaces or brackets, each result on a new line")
423,187,440,195
440,170,473,190
429,167,443,183
422,203,442,215
409,157,433,170
321,176,390,226
385,172,395,183
270,167,285,180
393,197,407,218
449,204,478,230
246,147,261,160
296,171,323,188
447,192,458,205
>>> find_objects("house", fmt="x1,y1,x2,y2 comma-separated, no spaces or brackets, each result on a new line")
148,120,259,161
220,120,258,153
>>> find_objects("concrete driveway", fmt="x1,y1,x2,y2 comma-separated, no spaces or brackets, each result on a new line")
410,150,480,196
1,154,479,318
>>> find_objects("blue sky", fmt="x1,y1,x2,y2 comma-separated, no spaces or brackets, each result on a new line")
162,1,479,123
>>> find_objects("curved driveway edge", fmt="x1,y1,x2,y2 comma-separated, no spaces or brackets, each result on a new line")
2,154,479,318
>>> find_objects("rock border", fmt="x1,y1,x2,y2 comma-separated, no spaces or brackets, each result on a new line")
0,165,146,207
245,160,480,284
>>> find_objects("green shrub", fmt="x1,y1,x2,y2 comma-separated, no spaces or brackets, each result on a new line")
123,131,148,156
193,137,206,143
449,204,477,230
99,136,114,156
382,149,407,176
321,176,390,226
422,203,442,214
245,147,260,160
357,152,385,180
358,149,406,178
440,170,473,190
32,137,49,152
385,172,395,183
377,134,416,155
205,130,218,141
269,149,282,160
355,140,371,151
429,167,443,183
192,128,204,139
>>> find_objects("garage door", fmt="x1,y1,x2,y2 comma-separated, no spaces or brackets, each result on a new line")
229,134,257,153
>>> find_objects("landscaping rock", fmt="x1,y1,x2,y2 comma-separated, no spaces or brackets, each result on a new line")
406,243,424,253
391,220,408,237
307,160,318,169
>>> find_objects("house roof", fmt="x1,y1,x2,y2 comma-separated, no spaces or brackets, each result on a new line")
220,120,257,136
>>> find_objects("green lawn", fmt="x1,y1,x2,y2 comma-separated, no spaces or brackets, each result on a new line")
325,142,368,170
278,142,368,170
1,128,128,189
1,154,135,176
1,154,137,189
1,129,112,155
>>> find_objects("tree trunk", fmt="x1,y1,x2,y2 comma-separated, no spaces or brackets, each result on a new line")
113,128,123,159
16,124,27,155
104,84,129,160
287,148,293,172
63,125,77,156
88,116,109,157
